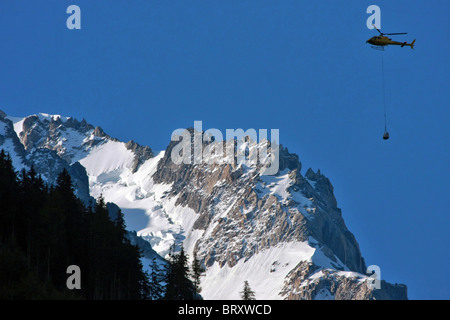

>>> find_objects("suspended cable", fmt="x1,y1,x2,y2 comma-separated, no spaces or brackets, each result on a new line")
381,51,389,140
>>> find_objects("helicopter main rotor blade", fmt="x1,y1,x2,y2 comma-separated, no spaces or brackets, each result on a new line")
384,32,408,35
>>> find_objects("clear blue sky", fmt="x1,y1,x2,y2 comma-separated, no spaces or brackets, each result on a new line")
0,0,448,299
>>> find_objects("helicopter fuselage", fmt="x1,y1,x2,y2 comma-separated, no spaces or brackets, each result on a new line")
366,36,414,48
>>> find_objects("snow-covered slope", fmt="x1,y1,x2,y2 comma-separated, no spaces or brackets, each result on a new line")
0,110,408,300
0,117,27,171
202,241,315,300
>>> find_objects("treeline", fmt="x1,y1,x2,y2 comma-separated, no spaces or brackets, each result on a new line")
0,149,219,300
0,150,207,300
0,150,149,299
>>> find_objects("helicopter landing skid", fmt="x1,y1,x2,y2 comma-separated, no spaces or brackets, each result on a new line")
371,45,385,51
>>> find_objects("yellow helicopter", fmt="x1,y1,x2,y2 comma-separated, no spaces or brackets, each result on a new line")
367,25,415,49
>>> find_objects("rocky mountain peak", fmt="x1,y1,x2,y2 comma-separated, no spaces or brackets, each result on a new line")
125,140,154,172
93,126,108,138
0,110,408,300
150,133,367,276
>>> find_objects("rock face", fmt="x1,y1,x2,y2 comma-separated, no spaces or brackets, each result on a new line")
13,112,152,170
149,132,406,299
280,260,407,300
153,137,365,273
125,140,154,172
1,112,153,202
0,111,408,300
0,112,91,203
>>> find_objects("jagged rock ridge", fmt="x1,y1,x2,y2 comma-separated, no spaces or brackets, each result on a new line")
0,111,407,300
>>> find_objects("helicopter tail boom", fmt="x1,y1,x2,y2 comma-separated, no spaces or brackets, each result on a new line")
401,39,416,49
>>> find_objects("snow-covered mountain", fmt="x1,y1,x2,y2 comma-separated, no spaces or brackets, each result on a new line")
0,110,407,300
0,111,91,203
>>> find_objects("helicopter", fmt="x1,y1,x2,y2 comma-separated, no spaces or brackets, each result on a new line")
367,25,415,49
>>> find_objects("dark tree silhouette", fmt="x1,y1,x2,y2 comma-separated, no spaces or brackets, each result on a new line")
0,150,149,299
241,280,256,300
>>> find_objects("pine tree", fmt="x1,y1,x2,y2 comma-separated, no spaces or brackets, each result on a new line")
191,251,205,299
148,258,164,300
17,166,47,270
240,280,256,300
164,245,195,300
0,150,19,242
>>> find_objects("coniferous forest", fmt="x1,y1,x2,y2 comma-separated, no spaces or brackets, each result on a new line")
0,150,200,300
